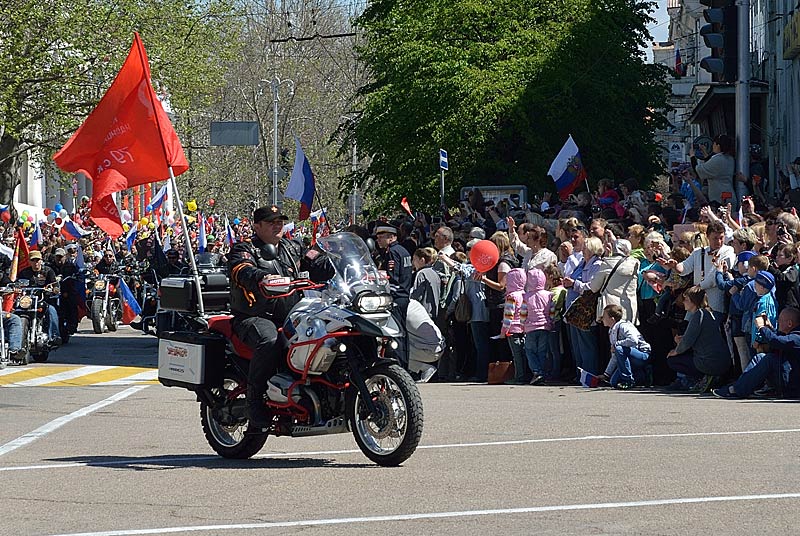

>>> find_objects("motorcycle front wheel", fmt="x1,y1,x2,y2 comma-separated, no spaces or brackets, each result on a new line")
348,363,424,466
91,300,104,334
16,318,31,365
200,374,267,459
106,302,118,332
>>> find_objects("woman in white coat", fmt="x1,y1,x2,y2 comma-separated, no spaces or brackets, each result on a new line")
590,239,640,324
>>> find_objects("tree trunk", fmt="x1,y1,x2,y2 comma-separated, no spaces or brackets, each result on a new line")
0,132,21,220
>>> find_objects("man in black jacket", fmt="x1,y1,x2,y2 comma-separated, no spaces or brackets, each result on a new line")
374,224,412,367
229,205,305,431
18,250,61,346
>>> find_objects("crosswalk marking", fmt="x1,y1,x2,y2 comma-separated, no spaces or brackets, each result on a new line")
0,365,158,387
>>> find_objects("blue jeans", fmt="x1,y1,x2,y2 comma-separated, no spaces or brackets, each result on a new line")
608,346,649,386
525,330,549,376
47,305,60,340
547,322,562,380
470,321,490,381
734,352,800,398
567,323,599,375
506,334,528,381
2,313,22,353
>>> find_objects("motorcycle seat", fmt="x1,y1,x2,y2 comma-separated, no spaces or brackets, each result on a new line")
207,315,253,359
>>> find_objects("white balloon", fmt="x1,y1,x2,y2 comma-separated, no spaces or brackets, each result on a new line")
59,209,68,218
121,210,132,222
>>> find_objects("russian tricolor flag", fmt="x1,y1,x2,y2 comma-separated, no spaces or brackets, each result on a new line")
579,368,601,388
282,221,295,240
285,136,315,220
61,218,92,241
225,216,236,246
118,276,142,324
29,220,43,249
125,224,138,251
147,183,169,212
548,135,588,201
198,212,207,253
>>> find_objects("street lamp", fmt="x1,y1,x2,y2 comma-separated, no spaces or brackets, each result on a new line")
271,75,294,206
340,115,360,224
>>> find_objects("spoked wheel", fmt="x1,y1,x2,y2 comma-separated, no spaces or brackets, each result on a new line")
200,374,267,459
16,318,31,365
348,364,424,466
106,303,118,332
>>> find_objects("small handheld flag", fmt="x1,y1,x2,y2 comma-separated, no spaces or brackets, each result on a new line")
118,277,142,324
285,136,316,220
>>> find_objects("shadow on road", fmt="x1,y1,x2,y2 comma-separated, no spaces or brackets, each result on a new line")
45,320,159,368
46,454,374,471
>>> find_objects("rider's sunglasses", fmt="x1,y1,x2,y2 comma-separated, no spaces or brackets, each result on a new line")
31,258,42,262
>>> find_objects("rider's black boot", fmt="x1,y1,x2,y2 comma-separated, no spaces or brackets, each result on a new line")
246,384,270,432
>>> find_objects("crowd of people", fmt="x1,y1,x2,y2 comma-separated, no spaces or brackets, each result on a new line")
354,148,800,400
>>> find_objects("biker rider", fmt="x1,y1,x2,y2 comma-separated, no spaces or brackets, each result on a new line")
51,247,80,335
164,249,187,275
0,256,24,367
18,250,61,347
374,224,412,367
228,205,311,431
95,250,119,274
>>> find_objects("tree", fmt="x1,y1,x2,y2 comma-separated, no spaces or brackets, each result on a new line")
0,0,241,216
354,0,670,212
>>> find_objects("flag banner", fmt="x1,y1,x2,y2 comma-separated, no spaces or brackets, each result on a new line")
548,135,587,201
73,274,88,322
75,244,86,270
675,46,684,77
61,218,92,241
401,197,413,217
10,228,30,281
118,277,142,324
148,183,169,212
282,221,295,240
125,224,138,251
579,368,601,388
52,33,188,238
225,216,236,245
285,136,316,220
29,220,43,249
198,212,207,253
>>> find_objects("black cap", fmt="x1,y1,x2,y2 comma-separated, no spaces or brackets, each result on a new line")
253,205,289,223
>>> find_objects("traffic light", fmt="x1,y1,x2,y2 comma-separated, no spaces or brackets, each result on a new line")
699,0,738,82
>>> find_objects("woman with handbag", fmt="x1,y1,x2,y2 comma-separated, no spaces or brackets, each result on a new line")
563,235,605,377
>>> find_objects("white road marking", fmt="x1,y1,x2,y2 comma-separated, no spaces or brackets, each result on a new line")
0,385,148,458
44,492,800,536
94,369,158,386
2,426,799,472
10,365,115,387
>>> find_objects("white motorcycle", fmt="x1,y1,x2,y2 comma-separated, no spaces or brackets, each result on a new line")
158,232,424,466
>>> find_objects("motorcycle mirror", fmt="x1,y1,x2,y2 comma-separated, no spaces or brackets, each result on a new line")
365,238,376,253
261,243,279,261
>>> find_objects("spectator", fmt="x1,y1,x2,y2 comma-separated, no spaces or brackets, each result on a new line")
627,224,646,260
691,134,735,209
599,304,651,389
544,263,567,382
523,267,553,385
507,217,557,270
410,247,441,318
499,268,528,385
563,235,604,376
591,239,640,323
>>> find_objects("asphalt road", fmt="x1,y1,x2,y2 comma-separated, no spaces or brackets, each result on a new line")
2,321,800,535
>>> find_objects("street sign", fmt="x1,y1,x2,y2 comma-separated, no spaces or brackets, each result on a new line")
210,121,260,146
668,142,686,167
439,149,448,171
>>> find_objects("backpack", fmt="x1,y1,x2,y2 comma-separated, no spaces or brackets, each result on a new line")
453,275,472,323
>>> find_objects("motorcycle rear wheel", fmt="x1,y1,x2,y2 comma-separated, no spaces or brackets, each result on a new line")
91,300,104,334
200,374,267,459
348,363,424,467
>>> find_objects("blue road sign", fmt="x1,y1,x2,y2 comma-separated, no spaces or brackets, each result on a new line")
439,149,448,170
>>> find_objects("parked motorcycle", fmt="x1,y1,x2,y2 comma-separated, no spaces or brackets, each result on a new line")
158,232,424,466
90,273,121,334
13,280,60,363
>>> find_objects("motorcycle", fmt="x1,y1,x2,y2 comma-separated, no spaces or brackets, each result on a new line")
0,284,29,367
13,280,60,363
158,232,424,466
89,272,122,334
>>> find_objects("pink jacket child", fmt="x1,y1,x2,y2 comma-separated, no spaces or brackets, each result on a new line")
523,267,553,333
500,268,527,336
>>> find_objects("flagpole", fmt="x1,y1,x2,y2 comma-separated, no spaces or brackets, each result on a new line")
167,166,205,315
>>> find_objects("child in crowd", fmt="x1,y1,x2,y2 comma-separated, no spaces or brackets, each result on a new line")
499,268,529,385
599,304,652,389
523,267,553,385
751,271,777,355
769,244,800,310
648,246,691,324
716,250,758,365
732,255,771,369
543,263,566,382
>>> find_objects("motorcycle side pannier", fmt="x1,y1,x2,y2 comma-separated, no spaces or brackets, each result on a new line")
158,331,226,390
159,278,197,312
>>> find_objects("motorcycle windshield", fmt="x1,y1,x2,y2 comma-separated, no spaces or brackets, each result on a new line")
316,233,390,297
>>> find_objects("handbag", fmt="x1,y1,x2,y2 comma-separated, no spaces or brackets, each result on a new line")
488,361,515,384
453,276,472,323
564,257,626,330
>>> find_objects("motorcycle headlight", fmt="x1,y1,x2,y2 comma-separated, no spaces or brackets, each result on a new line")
19,295,32,309
355,292,392,313
94,280,106,290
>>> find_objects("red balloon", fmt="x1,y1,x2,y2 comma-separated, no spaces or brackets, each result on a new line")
469,240,499,273
43,208,52,216
0,211,10,223
208,198,215,207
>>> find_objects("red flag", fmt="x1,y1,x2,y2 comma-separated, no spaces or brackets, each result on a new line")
401,197,413,216
10,228,30,281
52,33,188,238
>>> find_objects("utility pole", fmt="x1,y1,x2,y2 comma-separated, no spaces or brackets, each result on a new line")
735,0,750,188
351,140,358,225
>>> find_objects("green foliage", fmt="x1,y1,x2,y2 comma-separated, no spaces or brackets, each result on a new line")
354,0,670,212
0,0,241,204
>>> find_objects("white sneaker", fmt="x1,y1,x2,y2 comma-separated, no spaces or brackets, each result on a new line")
418,366,437,383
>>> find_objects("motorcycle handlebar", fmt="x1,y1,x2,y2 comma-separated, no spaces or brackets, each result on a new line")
259,278,325,300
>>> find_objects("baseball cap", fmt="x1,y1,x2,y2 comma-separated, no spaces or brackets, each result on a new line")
755,270,775,291
65,243,77,251
737,251,757,264
54,248,66,257
29,250,42,260
253,205,288,223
